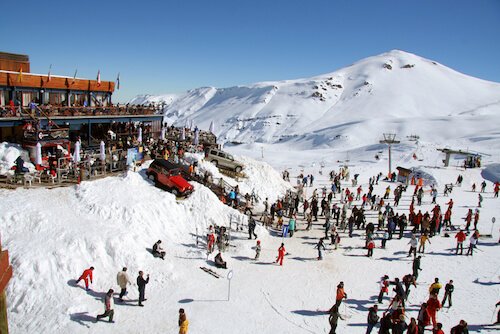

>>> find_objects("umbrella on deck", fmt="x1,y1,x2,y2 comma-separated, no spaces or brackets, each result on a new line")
193,127,199,146
35,142,42,166
73,141,81,163
209,121,215,134
137,127,142,143
100,141,106,161
181,127,186,141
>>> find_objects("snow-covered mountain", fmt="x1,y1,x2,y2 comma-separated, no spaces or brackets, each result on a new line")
131,50,500,152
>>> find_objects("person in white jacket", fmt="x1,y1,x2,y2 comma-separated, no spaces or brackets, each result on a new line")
96,289,114,322
117,267,131,302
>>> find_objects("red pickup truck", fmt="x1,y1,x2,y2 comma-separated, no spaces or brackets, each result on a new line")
146,159,194,197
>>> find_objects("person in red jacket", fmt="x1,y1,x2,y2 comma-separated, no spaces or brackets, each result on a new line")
276,243,286,266
464,209,473,232
76,266,94,291
335,281,347,307
455,230,466,255
426,295,441,328
417,302,431,333
433,323,444,334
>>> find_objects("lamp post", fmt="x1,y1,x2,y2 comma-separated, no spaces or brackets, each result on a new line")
379,133,400,178
227,270,234,301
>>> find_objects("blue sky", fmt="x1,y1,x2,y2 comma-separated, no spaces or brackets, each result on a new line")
1,0,499,102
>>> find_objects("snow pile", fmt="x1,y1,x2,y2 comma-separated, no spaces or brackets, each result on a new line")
0,142,34,175
481,163,500,183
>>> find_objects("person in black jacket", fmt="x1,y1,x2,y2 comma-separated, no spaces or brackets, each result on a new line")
441,280,454,308
366,305,379,334
137,271,150,307
412,256,422,280
390,278,406,307
378,313,392,334
328,304,344,334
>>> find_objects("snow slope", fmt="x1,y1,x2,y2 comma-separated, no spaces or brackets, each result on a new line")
132,50,500,154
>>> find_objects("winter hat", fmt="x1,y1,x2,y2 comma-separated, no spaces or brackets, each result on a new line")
257,240,260,244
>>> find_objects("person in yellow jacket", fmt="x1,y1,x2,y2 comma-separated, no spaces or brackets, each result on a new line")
179,308,189,334
428,277,443,297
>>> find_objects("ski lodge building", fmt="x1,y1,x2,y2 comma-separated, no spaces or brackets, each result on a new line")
0,51,163,145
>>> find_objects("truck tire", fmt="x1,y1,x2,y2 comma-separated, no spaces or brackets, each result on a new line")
211,160,218,167
235,166,242,173
171,189,179,196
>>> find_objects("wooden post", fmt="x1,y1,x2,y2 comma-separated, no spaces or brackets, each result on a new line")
0,239,13,334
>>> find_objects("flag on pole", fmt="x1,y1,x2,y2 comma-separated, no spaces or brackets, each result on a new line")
47,64,52,82
18,67,23,83
97,70,101,86
116,73,120,90
72,69,78,84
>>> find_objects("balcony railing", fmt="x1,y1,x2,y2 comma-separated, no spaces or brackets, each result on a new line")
0,105,160,118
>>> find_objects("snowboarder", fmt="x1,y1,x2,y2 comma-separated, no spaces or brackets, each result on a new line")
116,267,131,301
254,240,261,260
316,238,326,260
137,270,150,307
76,266,94,291
276,243,286,266
96,289,114,323
178,308,189,334
152,240,166,259
441,280,454,308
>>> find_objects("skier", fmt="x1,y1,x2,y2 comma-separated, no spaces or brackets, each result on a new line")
464,209,473,232
478,193,483,207
473,209,480,230
96,289,114,323
417,303,431,334
466,231,479,256
402,274,416,300
248,217,257,239
328,304,344,334
367,239,375,257
412,256,422,280
288,216,296,237
426,295,441,329
407,317,418,334
207,232,215,254
254,240,261,260
276,243,286,266
418,233,431,253
152,240,166,259
137,270,150,307
335,282,347,307
441,280,454,308
494,182,499,198
116,267,131,302
366,304,379,334
316,238,326,260
76,266,94,291
178,308,189,334
428,278,443,297
377,275,389,303
481,180,487,193
455,230,466,255
408,234,418,257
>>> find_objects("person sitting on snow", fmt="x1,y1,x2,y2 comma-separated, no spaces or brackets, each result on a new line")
214,252,227,269
152,240,166,260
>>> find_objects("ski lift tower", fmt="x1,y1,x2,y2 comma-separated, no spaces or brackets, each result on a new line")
380,133,400,177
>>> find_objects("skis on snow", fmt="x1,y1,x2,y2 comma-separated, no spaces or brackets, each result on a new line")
200,266,222,279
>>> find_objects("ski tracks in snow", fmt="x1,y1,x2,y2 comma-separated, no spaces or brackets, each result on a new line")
262,289,322,334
